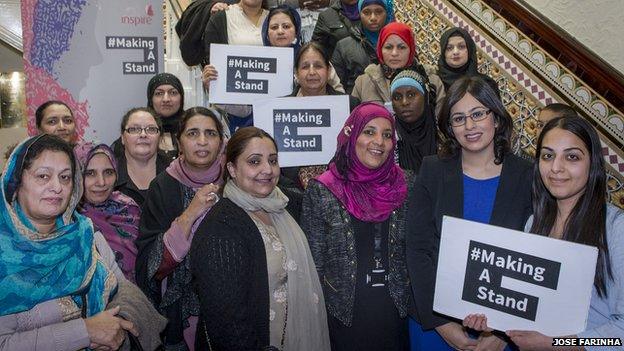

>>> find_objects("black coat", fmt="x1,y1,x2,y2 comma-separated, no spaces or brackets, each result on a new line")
406,153,533,329
312,0,360,59
190,197,299,350
202,9,229,65
301,171,415,327
331,25,376,94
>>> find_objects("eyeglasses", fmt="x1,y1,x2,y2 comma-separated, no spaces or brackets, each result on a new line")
450,109,492,127
124,126,160,135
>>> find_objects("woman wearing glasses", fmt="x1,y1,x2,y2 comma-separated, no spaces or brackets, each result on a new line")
114,107,169,206
405,76,532,350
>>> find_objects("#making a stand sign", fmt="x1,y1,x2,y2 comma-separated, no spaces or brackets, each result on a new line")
434,216,598,336
208,44,294,105
252,95,351,168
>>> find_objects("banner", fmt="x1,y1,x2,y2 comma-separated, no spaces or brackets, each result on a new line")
22,0,164,144
253,95,350,167
208,44,293,105
434,216,597,335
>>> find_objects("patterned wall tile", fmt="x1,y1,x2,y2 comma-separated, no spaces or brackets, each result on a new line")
394,0,624,208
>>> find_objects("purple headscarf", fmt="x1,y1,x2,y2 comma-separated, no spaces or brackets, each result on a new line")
75,142,141,283
317,102,407,222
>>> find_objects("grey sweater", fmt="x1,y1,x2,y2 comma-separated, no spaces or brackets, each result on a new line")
526,204,624,349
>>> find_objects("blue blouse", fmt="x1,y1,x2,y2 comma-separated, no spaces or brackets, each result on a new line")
463,174,500,224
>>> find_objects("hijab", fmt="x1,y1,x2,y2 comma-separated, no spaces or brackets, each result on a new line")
390,70,438,171
317,102,407,222
341,1,360,21
262,5,303,60
75,142,141,283
358,0,390,48
377,22,416,79
437,27,478,90
224,180,330,351
147,73,185,134
0,135,116,316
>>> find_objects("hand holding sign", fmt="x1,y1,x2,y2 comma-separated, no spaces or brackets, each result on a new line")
434,216,597,336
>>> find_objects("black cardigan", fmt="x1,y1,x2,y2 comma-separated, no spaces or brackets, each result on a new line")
190,197,298,350
406,153,533,329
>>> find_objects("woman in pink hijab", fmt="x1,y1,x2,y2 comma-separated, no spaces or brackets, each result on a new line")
301,102,414,350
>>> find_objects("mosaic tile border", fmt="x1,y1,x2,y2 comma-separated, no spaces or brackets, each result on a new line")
394,0,624,208
452,0,624,146
416,0,624,180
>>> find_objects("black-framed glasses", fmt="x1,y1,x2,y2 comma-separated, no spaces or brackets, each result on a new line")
450,109,492,127
124,126,160,135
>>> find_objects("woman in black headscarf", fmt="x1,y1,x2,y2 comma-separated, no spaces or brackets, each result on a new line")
111,73,185,161
389,69,437,172
437,27,499,96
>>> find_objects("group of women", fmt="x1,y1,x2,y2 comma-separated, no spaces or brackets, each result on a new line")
1,9,622,351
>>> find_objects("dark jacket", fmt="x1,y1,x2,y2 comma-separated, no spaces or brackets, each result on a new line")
312,0,360,59
301,171,415,327
202,9,229,65
190,197,299,350
406,153,533,329
331,25,376,94
113,152,169,207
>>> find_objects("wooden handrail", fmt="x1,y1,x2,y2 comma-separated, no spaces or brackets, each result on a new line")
479,0,624,112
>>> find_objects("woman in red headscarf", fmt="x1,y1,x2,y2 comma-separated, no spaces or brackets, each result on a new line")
302,102,415,350
351,22,445,115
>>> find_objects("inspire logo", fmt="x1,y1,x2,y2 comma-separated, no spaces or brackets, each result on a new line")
121,4,154,26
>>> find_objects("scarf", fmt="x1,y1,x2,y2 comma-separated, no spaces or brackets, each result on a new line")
377,22,416,79
0,136,116,316
437,27,478,90
390,70,438,171
358,0,387,48
75,143,141,283
341,2,360,21
262,5,303,60
147,73,185,135
223,180,330,351
317,102,407,222
166,141,225,235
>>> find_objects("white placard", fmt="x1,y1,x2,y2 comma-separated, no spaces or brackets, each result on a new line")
434,216,598,336
252,95,350,167
208,44,294,105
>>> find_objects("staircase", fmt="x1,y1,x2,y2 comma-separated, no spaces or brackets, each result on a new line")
396,0,624,208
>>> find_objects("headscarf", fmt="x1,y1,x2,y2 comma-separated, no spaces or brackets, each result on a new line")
317,102,407,222
262,5,303,60
341,1,360,21
223,180,330,351
147,73,185,134
390,70,438,171
0,135,116,316
437,27,478,90
377,22,416,78
75,142,141,283
358,0,390,48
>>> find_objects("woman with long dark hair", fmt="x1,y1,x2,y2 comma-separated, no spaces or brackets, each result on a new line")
406,76,532,350
464,116,624,350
